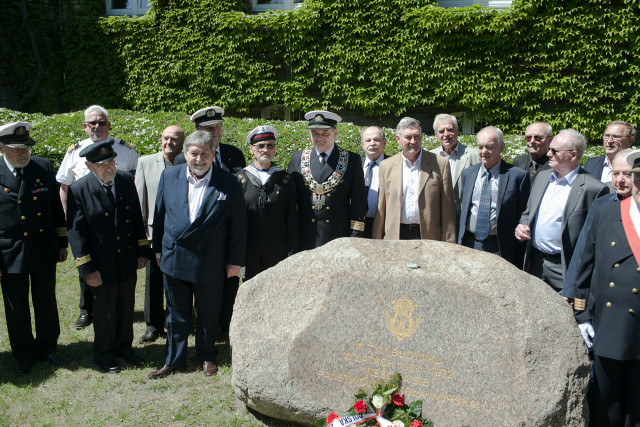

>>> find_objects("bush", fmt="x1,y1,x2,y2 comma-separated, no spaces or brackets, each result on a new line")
0,108,604,171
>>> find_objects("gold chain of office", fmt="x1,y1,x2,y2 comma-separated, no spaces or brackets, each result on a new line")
300,147,349,195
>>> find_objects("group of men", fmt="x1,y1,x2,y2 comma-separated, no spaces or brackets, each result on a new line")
0,105,638,425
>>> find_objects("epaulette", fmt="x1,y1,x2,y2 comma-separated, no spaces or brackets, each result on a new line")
119,139,134,150
282,172,290,184
67,142,79,153
236,170,247,184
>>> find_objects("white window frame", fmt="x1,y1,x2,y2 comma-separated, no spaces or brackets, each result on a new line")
106,0,150,16
437,0,512,9
252,0,303,13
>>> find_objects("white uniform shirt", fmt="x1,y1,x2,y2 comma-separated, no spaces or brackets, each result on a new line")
56,138,138,185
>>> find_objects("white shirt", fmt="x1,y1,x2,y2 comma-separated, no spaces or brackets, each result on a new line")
439,143,459,183
600,157,612,183
315,145,335,164
363,155,383,218
630,198,640,238
401,151,422,224
187,166,212,224
56,138,139,185
468,162,500,235
533,166,580,254
3,156,18,177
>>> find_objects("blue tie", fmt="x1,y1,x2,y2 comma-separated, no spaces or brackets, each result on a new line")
475,171,492,241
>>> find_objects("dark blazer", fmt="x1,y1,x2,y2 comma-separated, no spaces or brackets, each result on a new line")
583,155,606,180
0,157,67,274
561,192,621,299
287,145,366,250
458,160,530,267
512,153,550,183
67,171,150,285
152,164,247,284
174,143,246,172
519,167,609,273
574,201,640,360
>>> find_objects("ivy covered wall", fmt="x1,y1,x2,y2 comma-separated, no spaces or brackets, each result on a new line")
2,0,640,139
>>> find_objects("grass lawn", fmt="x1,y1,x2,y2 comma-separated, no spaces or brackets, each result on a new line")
0,254,298,426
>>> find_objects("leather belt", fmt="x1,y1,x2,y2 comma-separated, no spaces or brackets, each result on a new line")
400,223,420,231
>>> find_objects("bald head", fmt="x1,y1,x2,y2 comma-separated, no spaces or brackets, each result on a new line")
162,125,185,163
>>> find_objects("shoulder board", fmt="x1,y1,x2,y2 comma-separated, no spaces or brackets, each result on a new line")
119,139,133,149
67,143,79,153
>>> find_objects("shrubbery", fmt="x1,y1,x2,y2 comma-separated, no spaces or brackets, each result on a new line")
0,108,604,171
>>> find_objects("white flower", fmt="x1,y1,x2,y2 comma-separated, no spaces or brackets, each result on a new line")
372,394,384,409
393,421,405,427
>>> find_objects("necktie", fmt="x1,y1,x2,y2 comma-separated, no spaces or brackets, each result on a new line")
365,162,375,187
15,168,23,180
320,152,327,168
475,171,492,241
104,184,116,211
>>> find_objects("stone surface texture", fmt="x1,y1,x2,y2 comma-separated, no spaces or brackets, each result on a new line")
230,238,589,426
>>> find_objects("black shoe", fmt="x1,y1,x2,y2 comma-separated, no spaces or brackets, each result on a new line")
75,310,92,330
97,361,120,373
122,354,145,366
13,362,32,375
138,329,160,344
42,353,68,367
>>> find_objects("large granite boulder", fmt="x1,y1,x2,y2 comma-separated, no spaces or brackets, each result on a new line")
230,238,589,426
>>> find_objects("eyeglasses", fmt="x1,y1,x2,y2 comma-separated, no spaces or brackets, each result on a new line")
524,135,547,143
548,147,575,155
603,133,624,141
85,121,108,127
253,143,275,150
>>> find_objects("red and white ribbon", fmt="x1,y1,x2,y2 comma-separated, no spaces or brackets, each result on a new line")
327,404,395,427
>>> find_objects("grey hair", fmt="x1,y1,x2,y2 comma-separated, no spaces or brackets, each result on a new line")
361,126,386,142
433,114,459,132
606,120,636,138
526,122,553,137
478,126,504,147
396,117,421,136
184,130,215,152
557,129,587,159
613,148,635,165
84,105,109,120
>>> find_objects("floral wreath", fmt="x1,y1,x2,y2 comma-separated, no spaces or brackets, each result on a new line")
316,373,433,427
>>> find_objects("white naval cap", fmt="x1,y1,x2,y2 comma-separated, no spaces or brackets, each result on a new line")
190,106,225,127
626,149,640,173
246,125,278,145
0,122,36,148
305,110,342,129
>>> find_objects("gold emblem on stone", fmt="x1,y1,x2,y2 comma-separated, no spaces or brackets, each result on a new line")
385,294,421,342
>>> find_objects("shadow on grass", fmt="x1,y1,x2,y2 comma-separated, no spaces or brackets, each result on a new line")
0,339,231,385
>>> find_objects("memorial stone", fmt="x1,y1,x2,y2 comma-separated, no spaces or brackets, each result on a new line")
231,238,589,426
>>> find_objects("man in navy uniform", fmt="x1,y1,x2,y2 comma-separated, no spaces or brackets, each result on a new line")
458,126,530,267
0,122,68,374
236,125,297,280
57,105,139,330
574,149,640,426
174,106,245,339
149,130,246,379
287,110,367,249
66,140,149,373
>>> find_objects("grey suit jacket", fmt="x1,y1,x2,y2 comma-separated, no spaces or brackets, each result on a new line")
430,142,480,224
135,151,166,237
519,167,609,272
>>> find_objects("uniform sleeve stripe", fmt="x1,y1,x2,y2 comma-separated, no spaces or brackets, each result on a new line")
350,220,365,232
138,239,150,246
75,255,91,266
573,298,586,311
56,227,67,237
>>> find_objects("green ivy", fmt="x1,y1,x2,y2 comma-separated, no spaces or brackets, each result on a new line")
3,0,640,140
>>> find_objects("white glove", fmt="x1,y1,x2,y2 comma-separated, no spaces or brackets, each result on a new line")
578,322,595,349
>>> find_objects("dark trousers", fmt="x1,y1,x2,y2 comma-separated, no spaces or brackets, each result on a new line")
79,276,93,314
244,244,287,281
89,277,136,364
144,259,165,332
528,248,563,292
164,275,223,366
1,264,60,364
591,355,640,426
399,223,421,240
363,217,375,239
219,276,239,335
461,232,500,255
